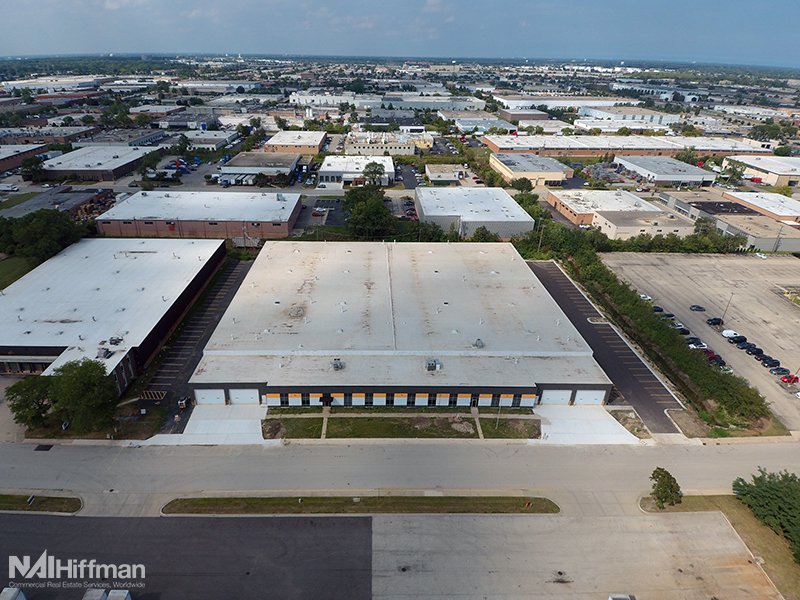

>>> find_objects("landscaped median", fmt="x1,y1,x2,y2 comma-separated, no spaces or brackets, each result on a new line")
0,494,82,513
162,496,559,515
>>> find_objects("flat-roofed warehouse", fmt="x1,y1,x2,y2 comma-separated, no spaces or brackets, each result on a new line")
483,135,772,157
722,155,800,187
97,191,302,239
264,131,327,154
722,191,800,223
189,242,612,408
0,144,48,172
219,152,300,183
0,238,226,394
40,146,160,182
415,187,535,239
616,155,716,187
490,153,574,186
546,189,661,226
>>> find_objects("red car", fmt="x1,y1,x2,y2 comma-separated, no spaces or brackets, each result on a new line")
312,211,323,216
782,375,799,384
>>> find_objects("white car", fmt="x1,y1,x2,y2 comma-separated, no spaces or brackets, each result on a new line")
639,294,652,301
688,343,708,350
671,322,685,329
721,330,739,338
755,253,767,259
796,391,800,399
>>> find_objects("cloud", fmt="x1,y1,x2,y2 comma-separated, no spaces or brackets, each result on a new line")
444,15,455,23
422,0,449,13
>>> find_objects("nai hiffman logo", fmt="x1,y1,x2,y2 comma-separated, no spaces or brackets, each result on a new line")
9,551,145,580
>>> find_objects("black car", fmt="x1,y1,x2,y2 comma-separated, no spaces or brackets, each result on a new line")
755,354,771,362
676,328,690,335
762,359,780,368
737,341,755,350
685,337,702,345
690,305,706,311
727,335,747,344
661,313,675,320
709,359,726,366
706,317,724,326
746,347,763,356
770,367,791,376
652,306,664,313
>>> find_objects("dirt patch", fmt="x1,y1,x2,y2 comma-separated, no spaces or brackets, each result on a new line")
667,409,711,438
410,416,431,429
262,420,286,440
450,420,475,435
609,409,652,439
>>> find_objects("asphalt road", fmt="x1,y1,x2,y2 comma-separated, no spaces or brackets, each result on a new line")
527,261,682,433
1,514,371,600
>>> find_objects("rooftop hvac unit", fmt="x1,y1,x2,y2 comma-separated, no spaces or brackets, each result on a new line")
473,338,485,348
332,358,344,371
426,358,441,371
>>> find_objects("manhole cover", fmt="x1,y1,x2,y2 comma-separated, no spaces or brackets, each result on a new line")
34,445,53,452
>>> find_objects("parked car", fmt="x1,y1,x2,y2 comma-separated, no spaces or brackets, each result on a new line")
781,375,799,384
676,327,690,335
746,347,763,356
709,359,726,367
770,367,791,376
737,341,755,350
689,305,706,311
177,396,189,409
727,335,747,344
755,354,771,362
652,306,664,313
721,330,739,338
312,211,323,216
639,294,652,301
706,317,724,326
705,352,721,361
762,359,780,368
719,366,733,374
755,253,767,259
685,337,701,344
688,342,708,350
661,313,675,320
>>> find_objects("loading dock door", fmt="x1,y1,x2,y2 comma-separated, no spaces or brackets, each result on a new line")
229,389,260,405
539,389,571,405
195,389,225,405
573,390,607,405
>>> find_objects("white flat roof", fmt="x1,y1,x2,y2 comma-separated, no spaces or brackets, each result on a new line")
550,189,660,214
265,131,326,146
98,191,302,223
416,187,535,223
726,192,800,217
0,238,223,375
319,155,394,172
574,119,670,131
726,155,800,175
616,155,714,178
43,146,155,172
485,135,768,153
190,243,610,389
492,153,571,173
0,144,47,160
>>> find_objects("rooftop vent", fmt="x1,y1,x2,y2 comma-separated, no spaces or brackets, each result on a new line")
332,358,345,371
426,358,442,372
473,338,485,348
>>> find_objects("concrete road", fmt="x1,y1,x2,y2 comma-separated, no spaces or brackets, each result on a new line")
0,441,798,517
528,261,683,433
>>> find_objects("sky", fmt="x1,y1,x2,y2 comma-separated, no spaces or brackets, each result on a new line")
3,0,799,69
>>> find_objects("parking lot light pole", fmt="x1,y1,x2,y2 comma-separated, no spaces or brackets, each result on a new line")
719,292,734,330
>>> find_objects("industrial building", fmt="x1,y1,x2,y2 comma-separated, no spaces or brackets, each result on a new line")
573,119,671,134
0,186,115,220
425,164,467,185
722,155,800,188
490,153,573,187
97,191,302,239
0,144,48,172
344,132,417,156
264,131,327,154
129,105,186,118
0,126,98,145
518,119,572,134
722,191,800,223
77,129,168,147
0,238,226,394
591,208,695,240
219,152,300,183
318,156,394,186
499,108,548,122
188,242,612,408
40,146,159,182
615,156,716,187
359,116,425,134
152,113,219,130
183,130,239,150
578,106,680,124
493,95,632,110
483,135,771,157
658,190,800,252
546,189,661,226
414,187,535,239
455,118,517,135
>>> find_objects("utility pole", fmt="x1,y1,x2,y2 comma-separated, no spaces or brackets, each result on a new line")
719,291,734,329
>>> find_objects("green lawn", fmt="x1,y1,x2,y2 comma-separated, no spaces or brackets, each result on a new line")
0,256,33,289
0,191,40,210
163,495,559,515
325,416,478,438
641,495,800,600
0,494,82,513
262,418,324,439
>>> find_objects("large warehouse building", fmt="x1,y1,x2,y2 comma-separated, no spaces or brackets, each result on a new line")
41,146,159,181
414,187,535,239
0,238,226,394
722,155,800,188
616,156,716,187
489,153,574,186
97,191,302,239
188,242,612,408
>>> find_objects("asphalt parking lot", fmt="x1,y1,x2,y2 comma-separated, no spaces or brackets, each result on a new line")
603,253,800,432
528,261,682,434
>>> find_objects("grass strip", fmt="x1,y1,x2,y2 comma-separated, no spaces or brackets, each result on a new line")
325,416,478,438
641,495,800,599
163,496,559,515
480,418,541,439
0,256,33,289
0,494,81,513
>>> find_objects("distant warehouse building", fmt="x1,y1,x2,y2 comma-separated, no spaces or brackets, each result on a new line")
0,126,99,145
39,146,160,182
425,164,467,185
182,130,239,151
721,191,800,223
344,132,417,156
499,108,548,122
489,153,573,187
219,152,300,184
188,242,612,408
0,144,48,172
722,155,800,188
415,187,535,240
578,106,680,125
97,191,302,239
264,131,327,155
615,156,715,187
0,238,226,394
318,156,394,186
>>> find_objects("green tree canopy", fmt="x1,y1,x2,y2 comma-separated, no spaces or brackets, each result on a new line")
469,226,500,242
4,210,87,264
6,376,53,429
362,161,386,186
511,178,533,193
20,156,45,182
347,196,397,240
650,467,682,509
51,359,120,434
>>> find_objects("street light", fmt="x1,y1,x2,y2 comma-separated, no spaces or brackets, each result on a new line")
719,291,734,330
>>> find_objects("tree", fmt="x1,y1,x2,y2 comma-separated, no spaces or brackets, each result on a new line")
774,145,792,156
616,126,632,136
6,376,53,429
249,117,262,130
20,155,45,182
347,197,397,239
774,185,794,197
11,210,85,263
80,115,96,125
51,359,119,434
511,178,533,193
362,161,385,186
236,86,245,94
674,146,698,166
61,116,74,127
650,467,682,509
134,113,151,128
470,226,500,242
